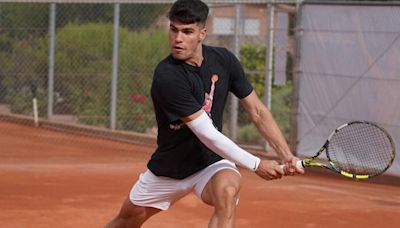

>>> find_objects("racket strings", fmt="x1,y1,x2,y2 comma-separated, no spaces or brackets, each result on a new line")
327,123,394,176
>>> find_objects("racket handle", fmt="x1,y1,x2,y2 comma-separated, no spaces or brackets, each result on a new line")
279,160,304,172
296,160,305,169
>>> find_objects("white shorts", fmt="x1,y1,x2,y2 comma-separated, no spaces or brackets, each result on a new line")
129,159,240,210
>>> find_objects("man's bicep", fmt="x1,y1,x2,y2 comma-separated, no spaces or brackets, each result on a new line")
239,90,262,113
227,50,253,99
181,109,204,123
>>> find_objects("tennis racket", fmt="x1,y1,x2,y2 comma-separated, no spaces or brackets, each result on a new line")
284,121,396,180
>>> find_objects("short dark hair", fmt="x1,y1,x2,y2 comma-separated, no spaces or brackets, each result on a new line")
168,0,209,26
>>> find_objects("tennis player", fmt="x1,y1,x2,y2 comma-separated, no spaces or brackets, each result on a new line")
105,0,303,227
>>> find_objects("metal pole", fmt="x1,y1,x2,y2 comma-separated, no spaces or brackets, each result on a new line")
110,3,120,130
228,4,242,140
264,2,275,109
289,0,303,155
263,2,275,151
47,3,56,118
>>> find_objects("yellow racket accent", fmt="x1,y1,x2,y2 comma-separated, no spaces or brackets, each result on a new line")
340,171,369,179
297,121,395,180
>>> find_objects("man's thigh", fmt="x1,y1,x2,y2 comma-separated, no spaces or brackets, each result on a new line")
130,170,192,210
120,196,162,220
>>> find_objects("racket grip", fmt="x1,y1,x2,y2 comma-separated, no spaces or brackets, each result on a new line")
279,160,304,172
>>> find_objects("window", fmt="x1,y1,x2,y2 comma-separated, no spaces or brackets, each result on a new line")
244,18,260,36
212,17,260,36
213,17,234,35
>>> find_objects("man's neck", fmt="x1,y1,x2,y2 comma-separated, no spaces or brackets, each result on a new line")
185,45,204,67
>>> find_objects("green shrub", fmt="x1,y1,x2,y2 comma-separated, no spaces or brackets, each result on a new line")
237,43,293,143
0,22,169,133
237,124,263,144
1,35,48,116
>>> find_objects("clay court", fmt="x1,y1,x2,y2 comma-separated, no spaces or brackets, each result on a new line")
1,120,399,228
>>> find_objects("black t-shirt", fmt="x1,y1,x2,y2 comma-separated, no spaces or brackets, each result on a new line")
148,45,253,179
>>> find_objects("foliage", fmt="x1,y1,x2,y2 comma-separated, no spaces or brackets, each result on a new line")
0,21,169,133
53,22,114,120
240,44,266,98
56,4,169,31
52,22,169,131
237,43,293,143
120,4,170,31
0,3,168,35
237,124,262,144
270,81,293,140
0,1,294,138
235,82,293,144
117,28,169,131
0,35,48,115
0,4,49,39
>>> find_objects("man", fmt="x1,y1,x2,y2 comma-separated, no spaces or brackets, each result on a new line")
105,0,303,227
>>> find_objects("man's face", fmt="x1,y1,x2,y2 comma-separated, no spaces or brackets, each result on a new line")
168,21,207,62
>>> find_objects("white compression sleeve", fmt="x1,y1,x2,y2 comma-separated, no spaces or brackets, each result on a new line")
186,112,261,171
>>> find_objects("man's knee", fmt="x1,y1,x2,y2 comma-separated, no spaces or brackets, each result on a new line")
214,185,239,209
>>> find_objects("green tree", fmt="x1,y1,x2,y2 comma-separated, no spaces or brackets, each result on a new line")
0,4,49,39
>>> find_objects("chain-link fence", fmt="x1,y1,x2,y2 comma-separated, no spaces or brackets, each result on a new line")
2,0,399,177
0,0,297,149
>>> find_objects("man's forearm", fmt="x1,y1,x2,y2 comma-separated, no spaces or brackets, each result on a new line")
240,90,294,161
252,105,293,160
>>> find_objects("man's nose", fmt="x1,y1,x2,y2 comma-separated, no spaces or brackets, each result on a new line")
175,32,183,42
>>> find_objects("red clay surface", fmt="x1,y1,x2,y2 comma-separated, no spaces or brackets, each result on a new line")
1,121,400,228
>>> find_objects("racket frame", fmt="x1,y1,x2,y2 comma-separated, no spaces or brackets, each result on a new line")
300,121,396,180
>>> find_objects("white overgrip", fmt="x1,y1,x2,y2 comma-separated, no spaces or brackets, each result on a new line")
279,160,304,173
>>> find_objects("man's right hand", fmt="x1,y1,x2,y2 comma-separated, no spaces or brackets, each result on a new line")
254,160,285,180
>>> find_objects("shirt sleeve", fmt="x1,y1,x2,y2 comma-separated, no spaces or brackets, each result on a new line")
151,69,202,123
227,50,254,99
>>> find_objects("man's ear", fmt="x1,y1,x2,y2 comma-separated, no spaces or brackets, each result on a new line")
199,27,207,42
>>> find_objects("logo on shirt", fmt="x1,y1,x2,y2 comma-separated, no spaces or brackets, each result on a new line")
169,122,185,130
202,74,218,117
169,74,219,131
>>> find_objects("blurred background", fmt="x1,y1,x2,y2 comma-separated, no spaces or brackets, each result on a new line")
0,0,399,175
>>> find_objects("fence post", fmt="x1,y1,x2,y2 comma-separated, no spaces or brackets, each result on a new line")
263,2,275,151
289,0,303,155
110,3,120,131
228,4,242,141
47,3,56,118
